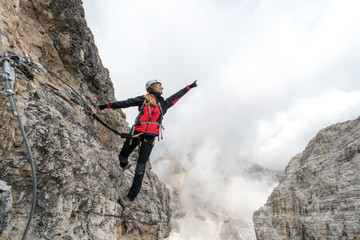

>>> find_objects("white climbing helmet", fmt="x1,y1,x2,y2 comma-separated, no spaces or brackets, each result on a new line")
145,79,161,91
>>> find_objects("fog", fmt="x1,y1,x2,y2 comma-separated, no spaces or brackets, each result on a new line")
83,0,360,238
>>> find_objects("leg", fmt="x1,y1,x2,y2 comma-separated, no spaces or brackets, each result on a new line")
118,135,139,168
127,135,155,200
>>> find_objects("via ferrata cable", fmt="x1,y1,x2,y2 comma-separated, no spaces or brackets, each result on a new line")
0,53,37,240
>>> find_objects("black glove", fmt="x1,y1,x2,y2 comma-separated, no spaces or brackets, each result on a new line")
98,104,108,110
189,80,198,88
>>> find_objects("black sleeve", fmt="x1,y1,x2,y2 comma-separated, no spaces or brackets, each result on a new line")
163,86,190,111
108,95,145,109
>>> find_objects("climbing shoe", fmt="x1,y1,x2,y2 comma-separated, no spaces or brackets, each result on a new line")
118,196,132,208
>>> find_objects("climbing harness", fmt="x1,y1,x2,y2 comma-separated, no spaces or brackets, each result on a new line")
132,132,144,138
0,52,134,239
128,98,165,145
131,99,164,144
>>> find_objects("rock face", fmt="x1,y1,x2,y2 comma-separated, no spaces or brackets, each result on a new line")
0,181,11,236
0,1,171,239
253,118,360,239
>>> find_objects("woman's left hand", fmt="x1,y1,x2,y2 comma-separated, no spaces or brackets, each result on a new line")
189,80,198,88
98,104,107,110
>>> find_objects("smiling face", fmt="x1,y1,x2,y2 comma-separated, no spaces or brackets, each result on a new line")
153,82,163,94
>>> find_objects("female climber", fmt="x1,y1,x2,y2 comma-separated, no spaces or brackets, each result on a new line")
98,79,198,208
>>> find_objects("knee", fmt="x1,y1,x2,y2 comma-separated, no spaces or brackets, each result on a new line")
118,154,128,168
135,162,147,175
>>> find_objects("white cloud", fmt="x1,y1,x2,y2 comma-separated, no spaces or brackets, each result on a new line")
254,89,360,169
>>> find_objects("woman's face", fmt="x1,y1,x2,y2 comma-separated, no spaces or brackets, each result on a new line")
154,83,163,94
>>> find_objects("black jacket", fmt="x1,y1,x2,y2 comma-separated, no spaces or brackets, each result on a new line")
105,86,191,115
101,86,191,135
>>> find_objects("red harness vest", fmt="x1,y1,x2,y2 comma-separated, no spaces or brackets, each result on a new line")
134,104,162,135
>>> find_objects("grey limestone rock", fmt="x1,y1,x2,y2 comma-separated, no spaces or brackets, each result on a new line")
0,0,171,239
0,181,12,236
253,118,360,240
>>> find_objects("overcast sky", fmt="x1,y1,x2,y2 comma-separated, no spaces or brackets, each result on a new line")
83,0,360,238
84,0,360,170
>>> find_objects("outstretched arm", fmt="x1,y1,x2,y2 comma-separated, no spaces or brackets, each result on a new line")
98,95,144,110
164,80,198,109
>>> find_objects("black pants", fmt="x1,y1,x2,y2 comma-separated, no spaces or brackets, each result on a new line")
118,132,155,200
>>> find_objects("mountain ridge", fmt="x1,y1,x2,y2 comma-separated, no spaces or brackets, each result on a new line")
253,117,360,239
